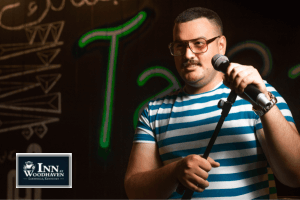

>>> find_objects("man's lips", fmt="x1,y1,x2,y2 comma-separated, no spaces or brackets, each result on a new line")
183,65,198,71
182,63,201,71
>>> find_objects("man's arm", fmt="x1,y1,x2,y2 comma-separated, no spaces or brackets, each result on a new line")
124,143,178,199
124,142,220,199
224,63,300,187
256,106,300,187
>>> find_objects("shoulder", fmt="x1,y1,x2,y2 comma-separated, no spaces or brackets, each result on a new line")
148,88,183,107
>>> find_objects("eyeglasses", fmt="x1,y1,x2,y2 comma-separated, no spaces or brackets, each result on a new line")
168,36,221,56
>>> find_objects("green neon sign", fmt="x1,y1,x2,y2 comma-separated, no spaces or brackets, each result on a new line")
227,40,273,78
134,66,181,128
288,64,300,79
78,11,147,149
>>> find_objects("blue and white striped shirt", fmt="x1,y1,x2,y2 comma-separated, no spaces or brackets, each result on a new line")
134,81,294,199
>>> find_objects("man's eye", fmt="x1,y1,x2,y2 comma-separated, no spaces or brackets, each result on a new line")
194,41,205,46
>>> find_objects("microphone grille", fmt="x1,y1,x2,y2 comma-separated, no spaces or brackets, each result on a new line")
212,54,229,70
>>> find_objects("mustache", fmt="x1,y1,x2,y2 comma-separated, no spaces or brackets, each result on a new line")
182,59,201,67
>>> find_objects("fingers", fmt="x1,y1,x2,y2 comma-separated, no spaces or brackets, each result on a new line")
175,155,220,193
223,63,267,97
226,63,252,94
207,156,220,168
183,173,210,193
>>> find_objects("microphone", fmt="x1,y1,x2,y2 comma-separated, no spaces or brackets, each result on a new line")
212,54,271,108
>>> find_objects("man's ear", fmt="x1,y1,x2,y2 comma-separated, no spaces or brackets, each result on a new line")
218,35,227,55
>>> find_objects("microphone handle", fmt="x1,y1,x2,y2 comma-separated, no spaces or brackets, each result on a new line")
244,84,260,103
244,84,271,108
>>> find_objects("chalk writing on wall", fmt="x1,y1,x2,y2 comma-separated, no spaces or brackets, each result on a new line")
7,143,42,199
0,0,123,30
0,20,63,139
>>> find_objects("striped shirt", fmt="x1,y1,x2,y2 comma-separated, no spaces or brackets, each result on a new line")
134,81,294,199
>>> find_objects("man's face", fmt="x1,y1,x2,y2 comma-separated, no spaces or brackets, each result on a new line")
173,17,226,89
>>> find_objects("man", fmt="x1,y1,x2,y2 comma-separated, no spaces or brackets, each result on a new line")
124,7,300,199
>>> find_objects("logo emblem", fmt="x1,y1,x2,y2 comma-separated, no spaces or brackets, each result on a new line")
16,153,72,188
23,161,36,176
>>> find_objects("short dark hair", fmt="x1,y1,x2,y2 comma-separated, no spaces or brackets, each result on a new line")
174,7,223,35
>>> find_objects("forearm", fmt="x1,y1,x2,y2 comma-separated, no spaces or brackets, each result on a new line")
260,105,300,187
125,160,179,199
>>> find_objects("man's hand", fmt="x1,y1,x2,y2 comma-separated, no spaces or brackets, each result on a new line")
223,63,269,103
175,155,220,193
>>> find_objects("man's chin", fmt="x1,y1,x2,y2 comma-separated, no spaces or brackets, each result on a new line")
184,78,204,88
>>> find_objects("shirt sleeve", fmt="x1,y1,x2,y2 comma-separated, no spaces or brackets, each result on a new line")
133,103,156,143
255,82,295,130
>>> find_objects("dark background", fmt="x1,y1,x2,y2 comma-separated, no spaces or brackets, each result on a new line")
1,0,300,199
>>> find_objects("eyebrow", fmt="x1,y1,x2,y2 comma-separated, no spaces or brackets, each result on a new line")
173,36,208,43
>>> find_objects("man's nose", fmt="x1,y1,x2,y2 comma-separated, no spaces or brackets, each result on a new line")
184,44,195,59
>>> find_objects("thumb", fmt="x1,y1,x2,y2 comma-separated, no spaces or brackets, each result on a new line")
207,157,220,168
